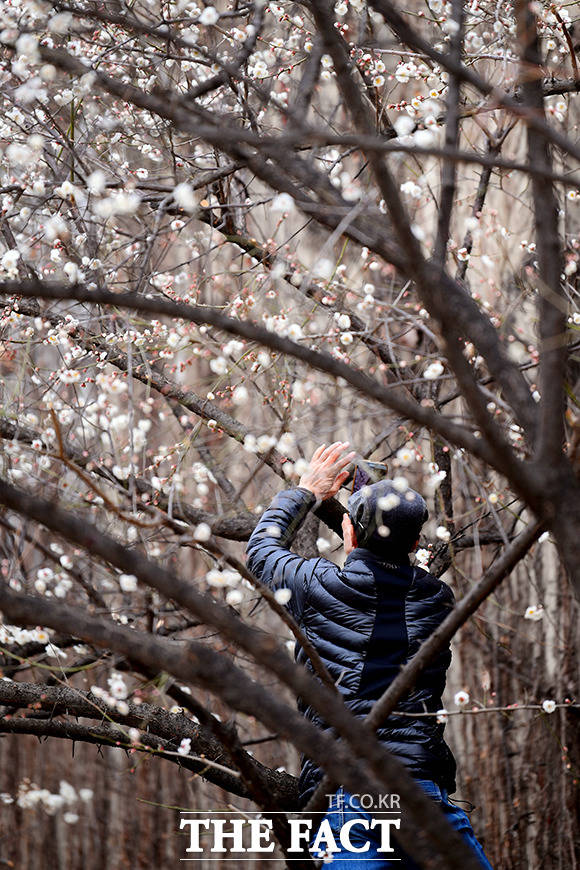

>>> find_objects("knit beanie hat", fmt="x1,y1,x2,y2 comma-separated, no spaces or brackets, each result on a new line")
347,479,428,559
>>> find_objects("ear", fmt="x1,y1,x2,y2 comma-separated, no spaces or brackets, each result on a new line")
342,513,358,554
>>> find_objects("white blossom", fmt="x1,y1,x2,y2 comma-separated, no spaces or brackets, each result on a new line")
377,493,401,511
178,737,192,755
277,432,296,454
199,6,219,25
108,673,128,700
287,323,303,340
393,116,415,137
256,434,276,452
193,522,212,541
395,65,410,83
226,589,244,606
16,34,40,62
274,588,292,605
232,385,249,405
173,182,198,212
1,249,20,275
119,574,138,592
93,191,140,217
59,781,77,804
400,180,422,199
415,548,430,568
55,180,77,199
243,434,259,453
209,356,228,375
49,12,73,33
424,360,444,380
395,447,414,467
541,699,556,714
63,262,79,282
58,369,81,384
86,170,106,195
312,258,333,279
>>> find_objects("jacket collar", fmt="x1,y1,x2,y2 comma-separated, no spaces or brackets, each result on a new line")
345,548,411,570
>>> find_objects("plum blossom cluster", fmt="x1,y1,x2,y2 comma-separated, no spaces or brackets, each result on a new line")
91,673,131,716
14,779,93,823
0,624,51,646
205,568,242,589
524,604,544,621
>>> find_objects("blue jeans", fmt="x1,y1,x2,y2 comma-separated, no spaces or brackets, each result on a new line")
310,780,493,868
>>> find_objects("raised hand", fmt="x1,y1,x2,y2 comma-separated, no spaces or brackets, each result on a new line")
298,442,356,501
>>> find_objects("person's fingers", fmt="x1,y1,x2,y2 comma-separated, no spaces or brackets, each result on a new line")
327,450,356,472
320,441,344,461
311,443,327,461
328,471,350,497
332,467,351,488
322,441,349,464
336,450,356,468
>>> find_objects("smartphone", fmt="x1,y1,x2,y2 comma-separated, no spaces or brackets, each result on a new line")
345,460,389,493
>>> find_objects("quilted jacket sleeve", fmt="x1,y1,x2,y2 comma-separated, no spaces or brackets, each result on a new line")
245,487,324,622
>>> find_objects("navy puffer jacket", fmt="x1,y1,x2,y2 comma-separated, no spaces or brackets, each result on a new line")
246,487,457,807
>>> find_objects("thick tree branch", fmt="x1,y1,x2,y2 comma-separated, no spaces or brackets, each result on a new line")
0,584,488,870
0,679,296,803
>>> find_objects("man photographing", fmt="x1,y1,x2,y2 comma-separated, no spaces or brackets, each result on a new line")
246,441,493,868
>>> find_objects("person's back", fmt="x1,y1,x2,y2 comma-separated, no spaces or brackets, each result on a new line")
246,484,456,804
293,543,457,805
246,442,492,867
